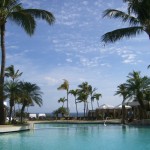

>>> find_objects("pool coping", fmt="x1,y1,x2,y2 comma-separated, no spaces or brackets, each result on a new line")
1,119,150,133
0,124,30,133
0,119,121,133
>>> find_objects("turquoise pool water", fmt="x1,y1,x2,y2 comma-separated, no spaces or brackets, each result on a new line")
0,123,150,150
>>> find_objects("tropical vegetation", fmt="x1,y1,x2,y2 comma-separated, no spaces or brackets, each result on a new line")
101,0,150,44
4,65,43,124
57,79,69,112
0,0,55,124
115,71,150,121
57,80,102,119
101,0,150,122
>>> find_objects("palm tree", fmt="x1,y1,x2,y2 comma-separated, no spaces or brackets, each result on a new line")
77,92,88,119
0,0,55,124
101,0,150,44
57,79,69,112
92,93,102,108
126,71,150,119
58,97,66,107
78,82,90,116
115,83,128,124
18,82,43,123
69,89,79,117
4,80,20,123
5,65,23,117
57,107,68,117
5,65,23,81
88,85,97,111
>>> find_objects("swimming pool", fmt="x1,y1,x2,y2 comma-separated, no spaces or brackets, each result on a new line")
0,123,150,150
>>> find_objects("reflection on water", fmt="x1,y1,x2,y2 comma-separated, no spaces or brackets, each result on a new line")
0,124,150,150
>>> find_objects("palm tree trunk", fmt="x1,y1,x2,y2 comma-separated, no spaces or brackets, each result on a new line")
67,90,69,115
9,106,13,123
91,98,93,119
86,101,89,118
75,99,78,118
91,98,93,111
0,24,6,124
21,104,26,123
122,105,126,124
84,102,86,119
97,101,99,108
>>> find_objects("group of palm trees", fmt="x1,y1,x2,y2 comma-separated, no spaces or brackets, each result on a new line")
0,0,150,124
101,0,150,123
4,65,43,123
115,70,150,123
56,79,102,118
0,0,55,124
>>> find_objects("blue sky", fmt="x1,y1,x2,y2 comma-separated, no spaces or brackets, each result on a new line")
5,0,150,113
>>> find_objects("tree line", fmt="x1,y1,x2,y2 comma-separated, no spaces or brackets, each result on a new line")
115,70,150,124
0,0,55,124
4,65,43,123
54,79,102,118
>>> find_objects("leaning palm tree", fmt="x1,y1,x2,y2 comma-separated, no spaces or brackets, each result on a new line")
0,0,55,124
115,83,128,124
57,79,69,112
18,81,43,123
69,89,79,117
5,65,23,82
101,0,150,44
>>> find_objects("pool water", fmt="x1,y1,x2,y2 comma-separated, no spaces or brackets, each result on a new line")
0,123,150,150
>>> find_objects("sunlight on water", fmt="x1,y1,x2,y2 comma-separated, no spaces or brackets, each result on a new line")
0,124,150,150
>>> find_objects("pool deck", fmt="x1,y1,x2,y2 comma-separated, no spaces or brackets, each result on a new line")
0,119,121,133
1,119,150,133
28,119,121,125
0,124,30,133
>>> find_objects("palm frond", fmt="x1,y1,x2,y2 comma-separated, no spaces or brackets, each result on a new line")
23,9,55,25
103,9,140,26
101,26,143,43
147,65,150,69
8,11,36,35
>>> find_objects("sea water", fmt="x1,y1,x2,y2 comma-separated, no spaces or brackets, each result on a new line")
0,124,150,150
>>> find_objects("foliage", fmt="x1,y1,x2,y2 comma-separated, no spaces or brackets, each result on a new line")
57,79,69,111
0,0,55,124
101,0,150,44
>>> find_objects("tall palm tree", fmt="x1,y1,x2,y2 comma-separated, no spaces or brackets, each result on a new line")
115,83,128,124
57,79,69,112
88,85,97,111
101,0,150,44
18,81,43,123
78,82,90,117
92,93,102,108
69,89,79,117
58,97,66,107
5,65,22,117
5,65,23,81
4,80,20,123
77,92,88,119
0,0,55,124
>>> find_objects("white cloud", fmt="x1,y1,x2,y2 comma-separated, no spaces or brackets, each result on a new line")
66,58,73,63
44,77,59,85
